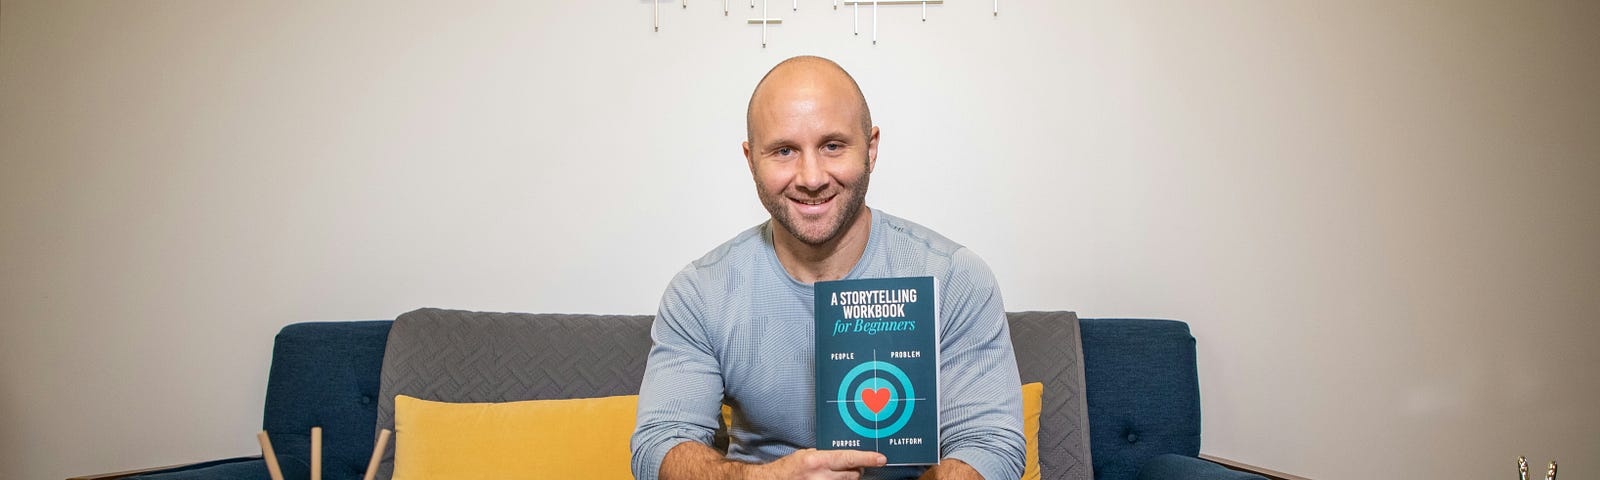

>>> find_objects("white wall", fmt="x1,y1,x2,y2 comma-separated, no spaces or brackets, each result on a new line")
2,1,1596,479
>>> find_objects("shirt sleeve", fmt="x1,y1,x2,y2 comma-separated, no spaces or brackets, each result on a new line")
936,248,1026,480
630,267,727,480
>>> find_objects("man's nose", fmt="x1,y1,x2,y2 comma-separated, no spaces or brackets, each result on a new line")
794,151,829,192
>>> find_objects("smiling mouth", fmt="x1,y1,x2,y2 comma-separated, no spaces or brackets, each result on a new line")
789,195,835,213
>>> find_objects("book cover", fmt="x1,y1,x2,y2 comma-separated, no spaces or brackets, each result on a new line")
814,276,940,465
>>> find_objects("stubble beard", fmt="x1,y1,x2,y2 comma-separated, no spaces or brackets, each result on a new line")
760,170,871,247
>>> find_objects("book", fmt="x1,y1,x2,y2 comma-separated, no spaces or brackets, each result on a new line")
814,276,940,465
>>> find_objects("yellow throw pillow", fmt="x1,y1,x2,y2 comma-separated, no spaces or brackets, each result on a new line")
1021,381,1043,480
394,394,638,480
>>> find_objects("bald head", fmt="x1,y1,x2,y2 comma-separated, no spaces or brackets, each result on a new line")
746,56,873,145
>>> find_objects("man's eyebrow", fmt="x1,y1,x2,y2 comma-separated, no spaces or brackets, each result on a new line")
819,132,855,143
759,137,796,151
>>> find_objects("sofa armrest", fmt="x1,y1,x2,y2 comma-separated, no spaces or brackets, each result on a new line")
1137,453,1268,480
66,456,262,480
1199,454,1313,480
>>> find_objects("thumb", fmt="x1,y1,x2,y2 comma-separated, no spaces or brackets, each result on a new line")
824,450,888,471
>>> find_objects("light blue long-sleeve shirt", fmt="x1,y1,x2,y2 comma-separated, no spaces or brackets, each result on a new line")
631,209,1025,480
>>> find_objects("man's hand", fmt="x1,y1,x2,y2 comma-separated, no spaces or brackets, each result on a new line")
660,443,886,480
752,448,888,480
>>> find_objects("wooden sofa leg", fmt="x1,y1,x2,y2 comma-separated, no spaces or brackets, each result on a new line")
1199,453,1314,480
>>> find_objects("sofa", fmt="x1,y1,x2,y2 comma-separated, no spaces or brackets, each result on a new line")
72,308,1283,480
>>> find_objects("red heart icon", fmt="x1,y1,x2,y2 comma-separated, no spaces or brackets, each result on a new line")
862,388,891,414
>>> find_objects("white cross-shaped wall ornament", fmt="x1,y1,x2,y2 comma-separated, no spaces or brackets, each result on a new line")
747,0,783,48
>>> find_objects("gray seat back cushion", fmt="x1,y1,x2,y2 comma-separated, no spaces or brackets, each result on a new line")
373,308,654,480
372,308,1091,480
1008,311,1094,480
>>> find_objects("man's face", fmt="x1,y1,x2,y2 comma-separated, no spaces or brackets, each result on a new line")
744,77,879,246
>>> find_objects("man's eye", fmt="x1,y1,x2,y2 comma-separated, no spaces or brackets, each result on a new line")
776,147,794,156
824,143,842,152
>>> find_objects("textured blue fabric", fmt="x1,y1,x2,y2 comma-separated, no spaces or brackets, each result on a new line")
1137,454,1267,480
128,457,270,480
260,321,391,480
1080,319,1202,480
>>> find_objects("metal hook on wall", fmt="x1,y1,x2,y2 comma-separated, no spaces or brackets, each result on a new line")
840,0,944,44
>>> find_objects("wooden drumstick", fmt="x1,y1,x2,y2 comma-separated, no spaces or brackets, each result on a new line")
256,431,285,480
310,427,322,480
361,429,393,480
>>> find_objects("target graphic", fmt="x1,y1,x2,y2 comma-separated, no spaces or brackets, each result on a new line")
814,275,940,464
831,358,923,438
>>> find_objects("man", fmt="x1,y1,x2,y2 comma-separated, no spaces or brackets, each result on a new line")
631,56,1024,480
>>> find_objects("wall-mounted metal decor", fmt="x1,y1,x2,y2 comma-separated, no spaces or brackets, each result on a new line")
648,0,996,47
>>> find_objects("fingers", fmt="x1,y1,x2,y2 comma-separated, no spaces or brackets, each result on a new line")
822,449,888,471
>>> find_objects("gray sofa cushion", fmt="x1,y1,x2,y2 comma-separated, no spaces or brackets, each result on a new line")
373,308,654,480
1009,311,1094,480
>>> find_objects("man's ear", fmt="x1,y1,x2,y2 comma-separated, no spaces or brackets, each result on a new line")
866,126,880,173
743,140,756,174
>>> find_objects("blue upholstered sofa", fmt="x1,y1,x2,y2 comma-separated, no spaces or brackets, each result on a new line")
71,311,1282,480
